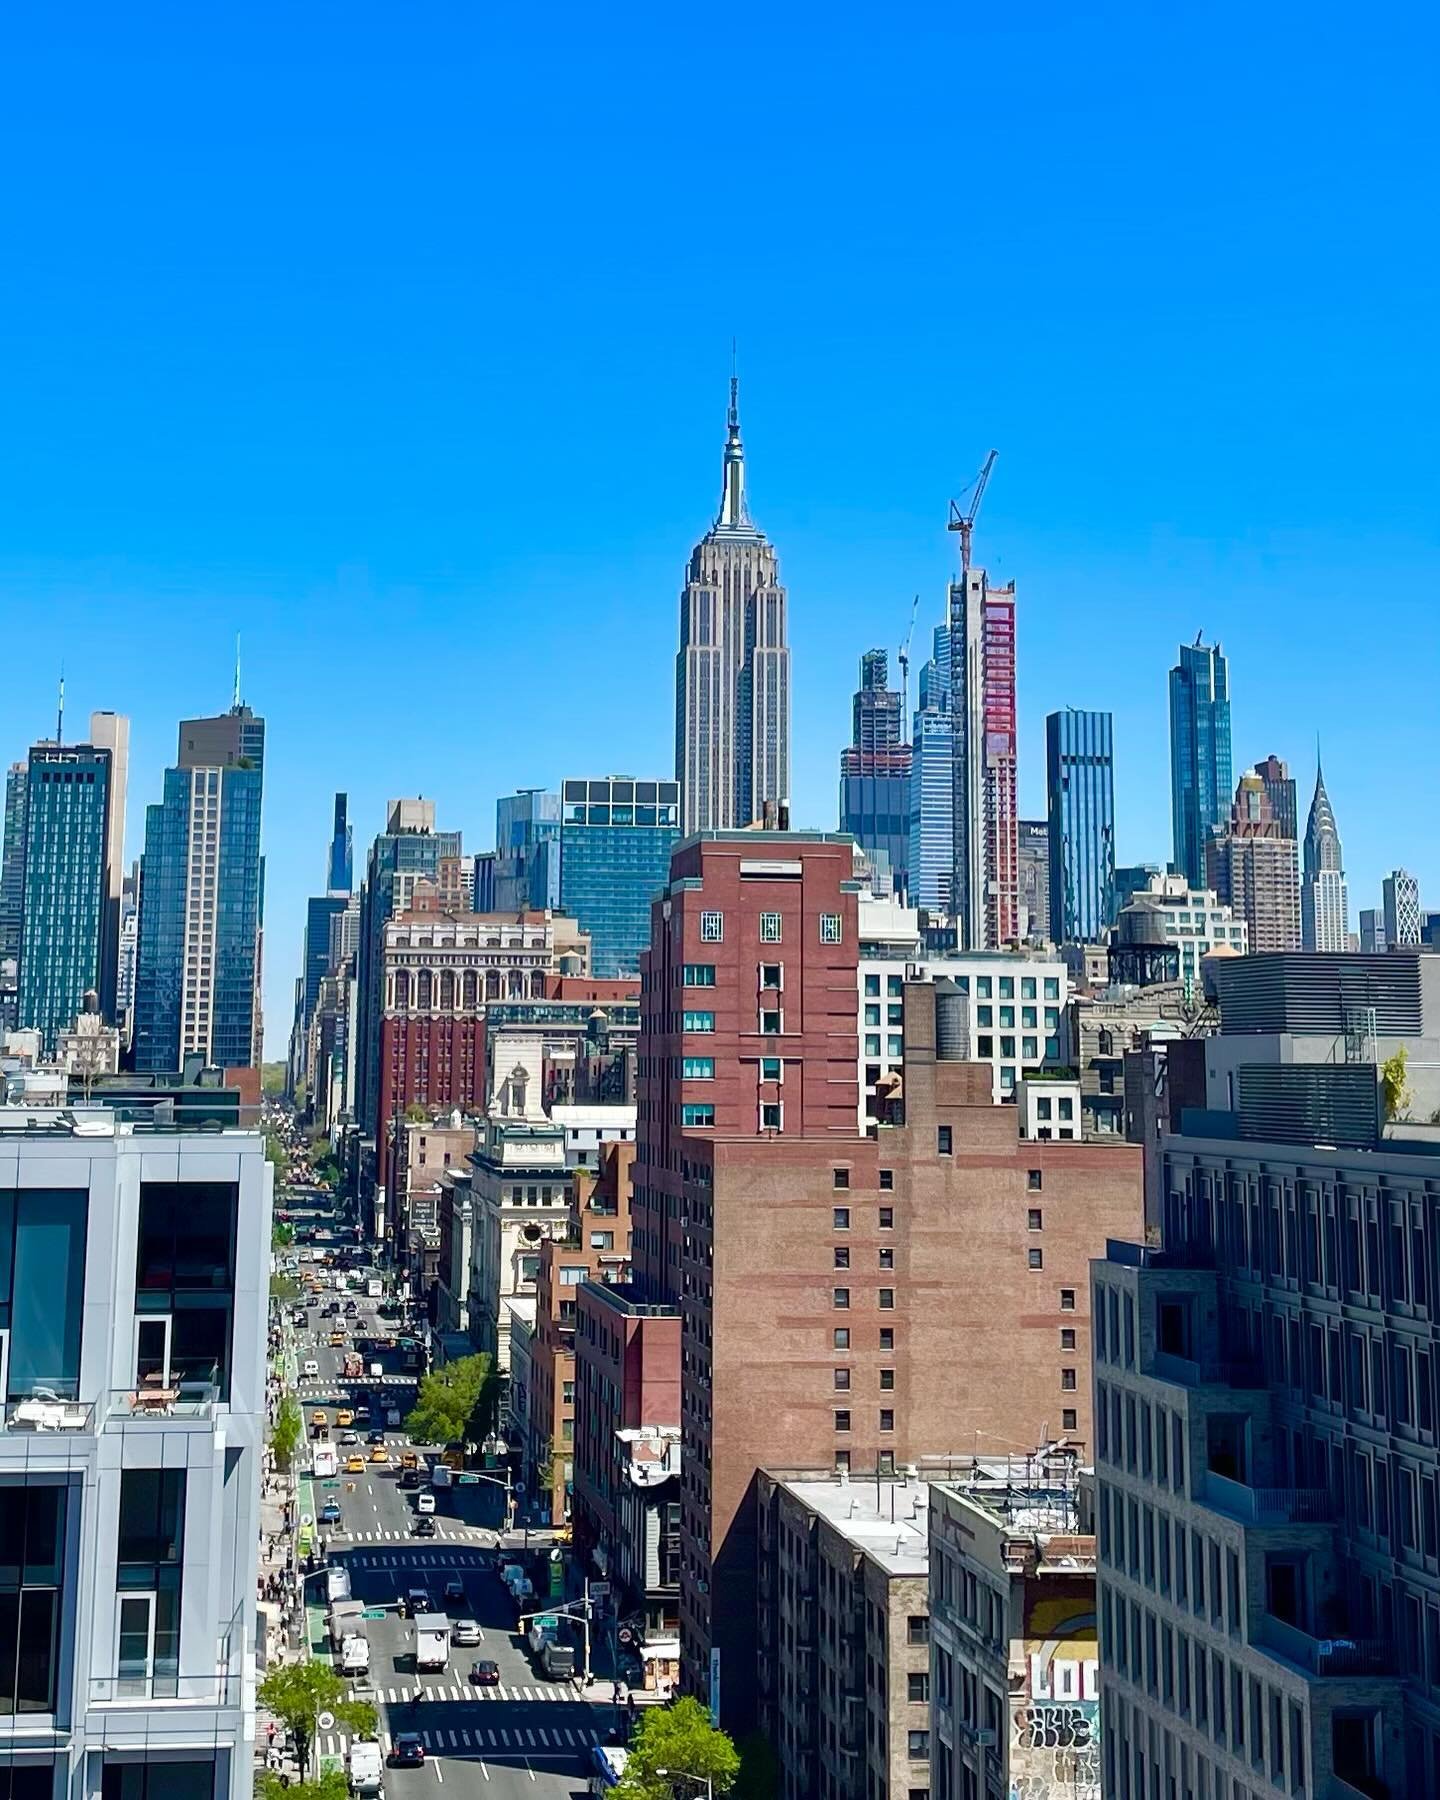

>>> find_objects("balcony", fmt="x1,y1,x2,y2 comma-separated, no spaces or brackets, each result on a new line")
1202,1471,1332,1525
104,1381,220,1428
1148,1350,1266,1389
1256,1615,1396,1680
3,1391,95,1433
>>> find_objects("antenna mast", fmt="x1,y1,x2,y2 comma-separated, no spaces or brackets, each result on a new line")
55,668,65,744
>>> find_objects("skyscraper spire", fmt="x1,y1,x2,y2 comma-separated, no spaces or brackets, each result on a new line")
718,349,749,531
55,667,65,745
233,633,243,711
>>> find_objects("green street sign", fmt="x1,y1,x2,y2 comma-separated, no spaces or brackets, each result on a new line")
322,1482,339,1490
361,1608,386,1620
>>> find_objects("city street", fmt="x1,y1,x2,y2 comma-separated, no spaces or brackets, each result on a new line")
280,1198,611,1799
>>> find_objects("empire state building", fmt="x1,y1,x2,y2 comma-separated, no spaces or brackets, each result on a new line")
674,379,791,833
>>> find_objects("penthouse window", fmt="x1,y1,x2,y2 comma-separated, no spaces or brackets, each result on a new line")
0,1188,88,1402
0,1484,68,1716
134,1181,238,1398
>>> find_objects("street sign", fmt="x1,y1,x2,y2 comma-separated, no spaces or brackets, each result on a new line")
361,1609,386,1621
317,1711,336,1731
587,1581,609,1599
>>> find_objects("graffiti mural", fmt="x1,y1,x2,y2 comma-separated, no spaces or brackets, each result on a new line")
1008,1579,1101,1800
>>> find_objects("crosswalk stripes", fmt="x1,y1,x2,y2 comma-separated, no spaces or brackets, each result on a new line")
316,1722,595,1759
345,1546,493,1563
349,1684,578,1704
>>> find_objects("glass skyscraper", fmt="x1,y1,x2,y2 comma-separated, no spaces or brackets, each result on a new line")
1045,708,1115,943
907,626,954,913
1168,638,1232,887
838,650,911,898
494,788,560,913
18,736,122,1050
328,791,353,893
558,776,680,978
134,707,265,1072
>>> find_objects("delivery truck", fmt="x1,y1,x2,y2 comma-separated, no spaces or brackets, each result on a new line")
413,1612,450,1672
340,1633,370,1677
327,1599,364,1650
541,1639,576,1680
326,1565,352,1604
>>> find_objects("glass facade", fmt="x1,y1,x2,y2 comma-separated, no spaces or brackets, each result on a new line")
558,778,680,979
116,1469,186,1697
1046,709,1115,943
0,1187,88,1399
135,1180,237,1395
18,745,114,1050
907,627,953,912
494,789,560,913
0,1484,67,1716
1168,640,1232,888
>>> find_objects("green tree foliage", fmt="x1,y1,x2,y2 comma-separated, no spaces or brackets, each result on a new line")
257,1768,349,1800
271,1274,302,1306
271,1393,303,1470
403,1353,497,1449
1381,1047,1412,1122
404,1102,429,1123
264,1132,291,1184
257,1664,377,1783
616,1696,741,1798
273,1219,295,1248
261,1062,288,1094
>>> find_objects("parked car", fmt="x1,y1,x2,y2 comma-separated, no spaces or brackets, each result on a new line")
469,1658,500,1686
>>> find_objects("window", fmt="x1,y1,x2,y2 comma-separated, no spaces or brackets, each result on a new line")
888,975,904,997
102,1766,217,1800
760,1058,782,1082
907,1616,929,1646
589,1231,613,1249
699,911,724,942
761,1103,782,1130
937,1126,952,1155
1061,1368,1077,1391
1060,1288,1076,1311
682,1057,714,1080
880,1368,895,1390
879,1207,894,1230
820,913,843,944
834,1368,851,1390
1027,1170,1042,1191
908,1672,930,1703
879,1328,894,1350
833,1168,850,1190
834,1451,850,1472
833,1289,850,1310
117,1469,185,1697
683,1010,715,1033
1028,1209,1043,1230
879,1249,894,1270
834,1410,851,1432
0,1186,89,1399
888,1035,903,1058
880,1409,895,1431
878,1288,895,1309
864,974,880,996
1062,1409,1078,1432
681,1104,715,1127
834,1247,850,1270
833,1328,850,1348
906,1730,930,1760
1029,1248,1044,1270
1061,1328,1076,1350
683,964,716,986
760,963,783,989
0,1484,68,1715
833,1208,850,1230
879,1169,894,1191
136,1180,237,1396
760,913,782,943
760,1010,782,1034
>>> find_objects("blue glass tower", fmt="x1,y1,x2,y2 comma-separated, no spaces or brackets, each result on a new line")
18,741,119,1049
558,777,681,978
1169,639,1232,887
134,707,265,1071
907,626,954,912
328,792,353,893
494,789,561,913
1045,709,1116,943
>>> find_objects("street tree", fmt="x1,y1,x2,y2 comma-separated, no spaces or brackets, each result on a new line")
403,1353,497,1449
257,1769,349,1800
271,1393,302,1470
617,1696,741,1798
257,1663,377,1783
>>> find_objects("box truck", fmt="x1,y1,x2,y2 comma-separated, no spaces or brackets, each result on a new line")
340,1633,370,1677
414,1613,450,1673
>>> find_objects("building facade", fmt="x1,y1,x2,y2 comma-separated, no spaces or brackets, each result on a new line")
1205,768,1301,953
908,629,954,914
467,1116,574,1375
494,790,560,915
1301,760,1349,953
1383,868,1421,949
1358,908,1387,955
674,378,790,834
1046,709,1115,946
1169,639,1232,889
19,718,129,1049
1255,752,1297,842
557,777,681,978
133,709,264,1075
327,790,352,894
1127,873,1249,982
950,567,1018,947
840,650,911,900
1018,818,1051,942
0,1107,270,1800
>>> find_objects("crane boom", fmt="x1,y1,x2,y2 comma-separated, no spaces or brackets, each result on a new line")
947,449,999,574
897,593,920,725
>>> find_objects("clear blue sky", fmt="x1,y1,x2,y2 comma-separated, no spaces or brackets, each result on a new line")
2,4,1436,1053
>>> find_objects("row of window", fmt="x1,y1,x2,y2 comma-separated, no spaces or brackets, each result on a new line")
697,910,844,945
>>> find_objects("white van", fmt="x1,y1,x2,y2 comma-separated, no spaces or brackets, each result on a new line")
348,1738,384,1796
340,1633,370,1676
303,1359,320,1377
416,1490,436,1515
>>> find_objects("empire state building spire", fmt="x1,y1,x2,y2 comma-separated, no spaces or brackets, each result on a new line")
717,369,750,531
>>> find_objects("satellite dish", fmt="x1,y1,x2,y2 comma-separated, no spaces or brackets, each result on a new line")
317,1711,335,1731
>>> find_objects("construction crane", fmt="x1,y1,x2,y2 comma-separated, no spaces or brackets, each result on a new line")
897,593,920,724
947,449,999,574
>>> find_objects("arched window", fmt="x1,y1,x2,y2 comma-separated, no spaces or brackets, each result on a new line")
462,970,478,1009
395,971,411,1009
416,970,433,1011
530,970,546,999
485,970,500,1001
508,970,524,999
439,970,456,1010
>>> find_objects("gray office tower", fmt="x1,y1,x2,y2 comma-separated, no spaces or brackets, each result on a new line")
1046,709,1115,943
1169,637,1232,888
675,375,790,833
907,627,954,912
839,650,911,897
1093,950,1440,1799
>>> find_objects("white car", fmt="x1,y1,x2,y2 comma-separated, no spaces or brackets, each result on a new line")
452,1619,481,1647
302,1359,319,1377
416,1491,436,1515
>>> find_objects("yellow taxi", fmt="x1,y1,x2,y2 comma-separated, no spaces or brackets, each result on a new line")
345,1455,365,1473
369,1446,388,1464
400,1450,418,1470
311,1409,328,1428
336,1409,354,1427
328,1331,345,1347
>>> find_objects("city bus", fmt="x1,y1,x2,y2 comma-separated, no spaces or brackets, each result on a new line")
588,1745,628,1792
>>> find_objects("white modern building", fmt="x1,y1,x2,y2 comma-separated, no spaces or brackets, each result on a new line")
0,1108,271,1800
467,1117,573,1374
547,1103,635,1170
1130,872,1248,980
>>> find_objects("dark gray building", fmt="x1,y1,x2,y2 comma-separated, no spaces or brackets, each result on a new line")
840,649,911,898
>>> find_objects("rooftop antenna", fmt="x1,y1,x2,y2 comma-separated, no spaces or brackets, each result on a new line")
55,666,65,744
232,634,242,711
